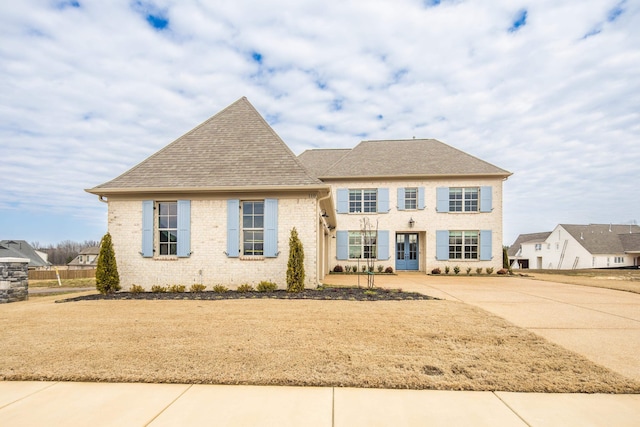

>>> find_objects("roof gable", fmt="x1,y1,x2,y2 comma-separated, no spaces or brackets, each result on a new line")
89,97,323,193
507,232,552,256
560,224,640,254
317,139,511,179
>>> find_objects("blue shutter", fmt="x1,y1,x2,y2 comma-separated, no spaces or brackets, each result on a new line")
177,200,191,257
226,199,240,257
418,187,425,210
141,200,154,257
480,230,492,260
397,188,405,211
436,230,449,260
436,187,449,212
377,230,389,260
337,189,348,214
378,188,389,213
264,199,278,257
480,186,493,212
336,231,348,260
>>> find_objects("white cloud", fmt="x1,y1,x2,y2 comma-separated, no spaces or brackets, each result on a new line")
0,0,639,245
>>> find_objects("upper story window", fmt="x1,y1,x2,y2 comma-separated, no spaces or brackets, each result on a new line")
158,201,178,255
437,186,491,213
349,189,377,213
404,188,417,210
535,243,542,251
242,201,264,256
449,188,478,212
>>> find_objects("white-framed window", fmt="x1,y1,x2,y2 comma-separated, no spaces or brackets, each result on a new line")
449,231,478,260
404,188,417,210
535,244,542,251
348,231,377,259
242,201,264,256
614,256,625,263
449,187,479,212
349,189,377,213
158,201,178,256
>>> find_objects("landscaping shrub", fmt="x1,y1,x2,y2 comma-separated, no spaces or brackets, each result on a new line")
129,284,144,294
377,265,384,273
361,265,367,273
333,265,344,273
351,265,358,273
286,227,305,292
151,285,167,293
190,284,206,292
431,268,441,275
444,266,450,274
212,284,228,293
453,266,460,275
237,283,254,293
385,266,394,274
497,268,509,275
466,267,472,275
257,281,278,292
486,267,494,275
476,267,483,275
96,232,121,295
167,284,186,293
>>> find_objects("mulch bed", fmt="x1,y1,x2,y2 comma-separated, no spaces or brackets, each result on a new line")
57,287,437,303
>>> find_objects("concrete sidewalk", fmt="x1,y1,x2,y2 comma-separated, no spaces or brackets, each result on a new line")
1,381,639,426
325,273,640,381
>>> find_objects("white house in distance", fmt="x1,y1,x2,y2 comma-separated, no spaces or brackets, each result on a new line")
87,97,511,289
508,224,640,270
67,246,100,270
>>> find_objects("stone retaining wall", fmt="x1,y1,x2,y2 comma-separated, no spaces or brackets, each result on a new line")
0,258,29,303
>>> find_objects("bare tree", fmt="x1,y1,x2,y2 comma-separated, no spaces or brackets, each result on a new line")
360,217,378,289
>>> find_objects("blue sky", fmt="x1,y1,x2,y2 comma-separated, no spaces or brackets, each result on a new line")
1,0,639,246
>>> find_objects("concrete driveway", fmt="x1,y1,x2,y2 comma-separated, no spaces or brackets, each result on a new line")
324,272,640,381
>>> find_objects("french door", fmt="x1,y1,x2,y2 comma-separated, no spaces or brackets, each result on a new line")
396,233,418,270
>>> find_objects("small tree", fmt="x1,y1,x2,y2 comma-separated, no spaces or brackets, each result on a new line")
286,227,305,292
503,246,510,269
96,232,121,294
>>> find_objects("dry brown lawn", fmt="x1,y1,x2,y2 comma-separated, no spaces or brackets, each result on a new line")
525,269,640,294
2,293,639,393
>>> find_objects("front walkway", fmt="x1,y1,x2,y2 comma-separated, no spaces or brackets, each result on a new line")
1,381,639,426
323,272,640,381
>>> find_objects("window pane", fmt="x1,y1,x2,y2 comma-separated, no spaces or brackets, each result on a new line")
254,216,264,228
243,216,253,228
254,202,264,215
160,231,169,243
244,203,253,214
160,245,168,255
168,217,177,229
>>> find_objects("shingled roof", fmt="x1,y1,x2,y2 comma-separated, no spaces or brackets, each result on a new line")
561,224,640,254
305,139,511,179
87,97,324,194
507,232,552,257
297,148,350,178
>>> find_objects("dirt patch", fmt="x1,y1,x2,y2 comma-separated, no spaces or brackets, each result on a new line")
525,269,640,294
1,294,638,393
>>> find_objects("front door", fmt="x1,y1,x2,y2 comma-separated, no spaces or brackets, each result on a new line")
396,233,419,271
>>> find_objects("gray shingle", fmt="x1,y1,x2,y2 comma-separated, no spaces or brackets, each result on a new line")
88,97,323,193
508,232,552,257
561,224,640,254
298,149,350,178
316,139,511,178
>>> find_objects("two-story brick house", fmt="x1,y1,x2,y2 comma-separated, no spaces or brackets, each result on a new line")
87,97,511,289
298,139,511,273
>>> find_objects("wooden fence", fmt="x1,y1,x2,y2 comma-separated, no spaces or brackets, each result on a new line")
28,269,96,280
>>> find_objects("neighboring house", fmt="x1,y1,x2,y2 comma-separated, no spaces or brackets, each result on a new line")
508,224,640,269
87,97,511,289
0,240,50,269
67,246,100,270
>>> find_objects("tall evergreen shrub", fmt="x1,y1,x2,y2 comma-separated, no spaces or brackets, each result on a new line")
96,232,121,294
286,227,305,292
503,246,510,269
